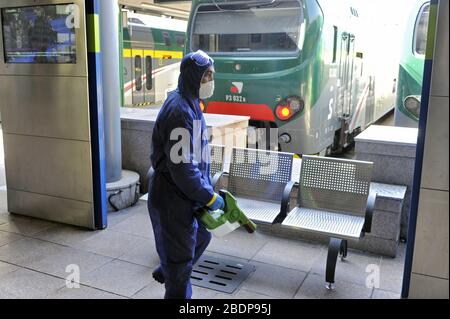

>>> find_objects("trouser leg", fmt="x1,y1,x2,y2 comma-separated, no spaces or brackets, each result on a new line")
193,222,212,265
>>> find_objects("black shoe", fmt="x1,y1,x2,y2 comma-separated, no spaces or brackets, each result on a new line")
152,267,165,284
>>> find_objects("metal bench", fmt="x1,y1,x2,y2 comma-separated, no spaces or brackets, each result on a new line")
143,144,226,201
219,147,296,225
209,144,225,189
281,155,376,289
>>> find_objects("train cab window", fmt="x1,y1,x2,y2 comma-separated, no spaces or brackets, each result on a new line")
135,55,142,91
163,32,172,47
191,0,304,55
146,56,153,90
414,3,430,56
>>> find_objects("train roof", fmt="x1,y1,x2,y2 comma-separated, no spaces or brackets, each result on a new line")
126,12,187,32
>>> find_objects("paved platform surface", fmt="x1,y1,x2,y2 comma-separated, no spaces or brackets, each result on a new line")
0,203,405,299
0,127,405,299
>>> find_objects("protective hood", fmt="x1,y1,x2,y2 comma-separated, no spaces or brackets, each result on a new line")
178,50,214,100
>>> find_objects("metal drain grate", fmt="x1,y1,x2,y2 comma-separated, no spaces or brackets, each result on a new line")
191,255,255,294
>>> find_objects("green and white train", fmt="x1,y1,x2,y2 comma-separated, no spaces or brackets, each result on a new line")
121,12,186,107
394,0,430,128
187,0,398,155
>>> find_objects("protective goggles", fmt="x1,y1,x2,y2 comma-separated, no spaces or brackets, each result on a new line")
190,50,214,67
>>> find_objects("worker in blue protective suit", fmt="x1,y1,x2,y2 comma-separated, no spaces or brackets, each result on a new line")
147,50,224,299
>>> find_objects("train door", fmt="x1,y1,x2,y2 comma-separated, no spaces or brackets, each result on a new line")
144,54,156,105
131,49,144,105
131,50,156,106
338,32,356,117
335,31,357,151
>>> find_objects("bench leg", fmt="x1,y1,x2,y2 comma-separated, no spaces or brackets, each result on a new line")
339,239,348,260
325,238,343,290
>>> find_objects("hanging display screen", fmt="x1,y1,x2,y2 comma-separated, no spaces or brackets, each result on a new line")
1,4,77,64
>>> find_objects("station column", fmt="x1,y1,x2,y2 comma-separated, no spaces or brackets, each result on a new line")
99,0,122,183
403,0,449,298
98,0,140,212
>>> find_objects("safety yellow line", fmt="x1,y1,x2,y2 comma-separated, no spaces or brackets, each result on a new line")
123,49,183,59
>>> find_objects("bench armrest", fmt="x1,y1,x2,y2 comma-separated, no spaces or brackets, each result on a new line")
363,191,377,234
212,171,227,190
274,181,297,224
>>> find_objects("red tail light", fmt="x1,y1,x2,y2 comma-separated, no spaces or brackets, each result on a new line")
276,105,293,120
275,96,304,121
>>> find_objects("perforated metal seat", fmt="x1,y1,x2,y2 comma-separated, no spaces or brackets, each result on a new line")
282,207,366,240
225,148,296,224
281,155,376,289
235,197,281,225
209,144,225,179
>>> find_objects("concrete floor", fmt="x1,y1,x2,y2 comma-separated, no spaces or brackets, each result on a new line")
0,126,405,299
0,198,405,299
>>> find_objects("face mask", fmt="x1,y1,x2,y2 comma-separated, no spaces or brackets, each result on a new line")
199,80,215,100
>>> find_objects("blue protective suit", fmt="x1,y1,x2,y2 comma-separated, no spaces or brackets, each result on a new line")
147,51,215,299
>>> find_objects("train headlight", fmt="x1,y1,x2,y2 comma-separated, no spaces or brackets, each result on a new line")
275,96,304,121
287,96,303,112
403,95,421,119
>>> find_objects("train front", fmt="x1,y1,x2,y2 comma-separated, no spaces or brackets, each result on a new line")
187,0,327,154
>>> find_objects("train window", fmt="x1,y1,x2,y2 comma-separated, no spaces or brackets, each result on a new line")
251,34,262,43
163,32,172,47
191,0,303,55
135,55,142,92
146,56,153,90
332,26,338,63
128,18,145,25
176,34,186,48
414,3,429,56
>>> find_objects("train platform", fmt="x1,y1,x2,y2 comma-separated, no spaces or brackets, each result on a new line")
0,205,405,299
0,203,405,299
0,126,404,299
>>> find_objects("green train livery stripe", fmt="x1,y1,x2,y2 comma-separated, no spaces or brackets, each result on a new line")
87,14,100,53
425,2,438,60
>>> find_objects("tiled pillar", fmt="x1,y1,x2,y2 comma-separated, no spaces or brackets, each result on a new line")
407,0,449,299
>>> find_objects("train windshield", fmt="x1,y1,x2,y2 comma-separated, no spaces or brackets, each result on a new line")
191,0,304,55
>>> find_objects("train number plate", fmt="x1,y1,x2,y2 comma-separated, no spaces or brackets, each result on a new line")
225,95,247,103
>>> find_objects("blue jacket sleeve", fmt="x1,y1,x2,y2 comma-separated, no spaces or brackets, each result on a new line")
162,107,215,206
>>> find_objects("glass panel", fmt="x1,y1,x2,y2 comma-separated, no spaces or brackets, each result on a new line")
191,0,303,54
135,55,142,91
2,4,77,64
163,31,171,47
146,56,152,90
176,34,185,48
333,26,338,63
414,3,429,56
